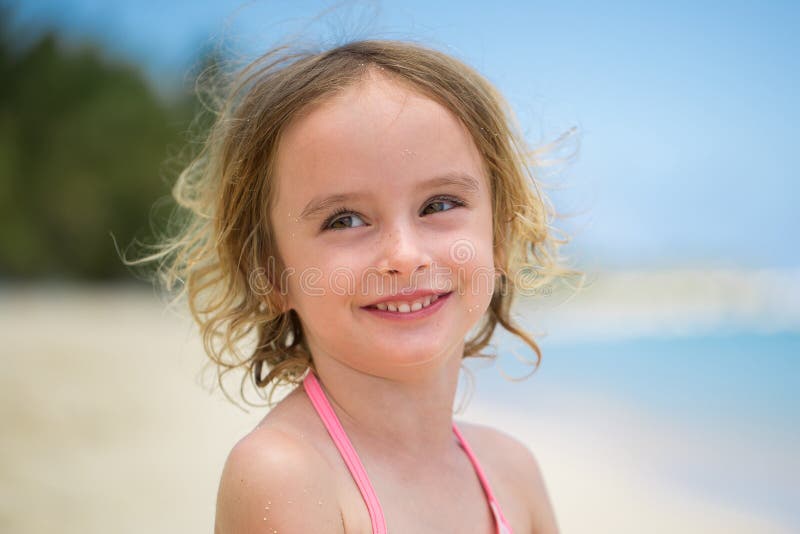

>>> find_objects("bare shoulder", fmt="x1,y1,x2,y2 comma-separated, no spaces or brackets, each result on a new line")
457,421,560,534
214,425,345,534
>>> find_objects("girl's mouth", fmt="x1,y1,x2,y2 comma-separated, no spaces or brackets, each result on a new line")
361,291,452,320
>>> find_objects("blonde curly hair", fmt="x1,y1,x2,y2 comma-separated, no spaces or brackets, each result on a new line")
128,39,583,407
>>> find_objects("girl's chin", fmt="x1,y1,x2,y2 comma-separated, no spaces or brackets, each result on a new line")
367,340,461,365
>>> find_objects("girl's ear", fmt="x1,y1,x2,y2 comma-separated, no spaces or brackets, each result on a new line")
276,290,292,314
494,244,507,273
264,251,292,313
493,246,507,296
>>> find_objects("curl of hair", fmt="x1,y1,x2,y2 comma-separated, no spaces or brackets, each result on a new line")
125,39,585,408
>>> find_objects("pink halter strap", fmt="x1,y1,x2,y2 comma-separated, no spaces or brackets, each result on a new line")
303,371,388,533
302,371,513,533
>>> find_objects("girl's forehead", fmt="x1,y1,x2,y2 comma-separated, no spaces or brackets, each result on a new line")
282,74,455,148
274,74,486,205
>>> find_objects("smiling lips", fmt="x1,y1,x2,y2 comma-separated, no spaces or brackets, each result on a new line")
372,294,440,313
363,290,453,314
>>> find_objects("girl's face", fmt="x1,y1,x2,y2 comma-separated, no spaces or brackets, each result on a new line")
269,71,497,379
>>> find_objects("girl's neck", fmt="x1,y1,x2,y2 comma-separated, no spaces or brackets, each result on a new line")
308,342,466,469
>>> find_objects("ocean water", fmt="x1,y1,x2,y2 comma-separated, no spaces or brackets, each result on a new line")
530,332,798,426
470,331,800,529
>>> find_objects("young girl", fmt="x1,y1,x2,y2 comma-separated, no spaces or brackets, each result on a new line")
139,38,577,533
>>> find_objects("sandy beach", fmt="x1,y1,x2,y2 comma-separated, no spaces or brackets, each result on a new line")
1,279,796,533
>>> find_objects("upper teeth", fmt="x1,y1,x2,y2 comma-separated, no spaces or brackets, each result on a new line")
375,294,439,313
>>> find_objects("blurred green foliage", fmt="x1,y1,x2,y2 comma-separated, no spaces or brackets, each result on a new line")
0,20,205,281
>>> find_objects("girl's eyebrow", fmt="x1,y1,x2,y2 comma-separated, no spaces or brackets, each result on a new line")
299,172,481,221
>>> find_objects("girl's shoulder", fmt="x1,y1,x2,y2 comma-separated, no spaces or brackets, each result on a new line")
455,420,560,533
214,389,346,533
455,420,540,480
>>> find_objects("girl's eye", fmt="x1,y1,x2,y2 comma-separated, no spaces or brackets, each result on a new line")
325,209,366,231
421,196,464,215
322,196,465,231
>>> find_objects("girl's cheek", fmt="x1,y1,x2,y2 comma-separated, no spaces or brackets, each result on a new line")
464,249,497,297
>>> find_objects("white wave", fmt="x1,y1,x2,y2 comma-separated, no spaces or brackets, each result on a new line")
513,268,800,343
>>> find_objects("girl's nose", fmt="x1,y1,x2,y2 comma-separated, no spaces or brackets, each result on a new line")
375,223,433,282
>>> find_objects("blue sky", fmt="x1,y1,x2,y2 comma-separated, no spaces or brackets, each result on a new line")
10,0,800,270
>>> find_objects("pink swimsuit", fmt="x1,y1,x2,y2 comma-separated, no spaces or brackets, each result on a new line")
303,371,514,533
